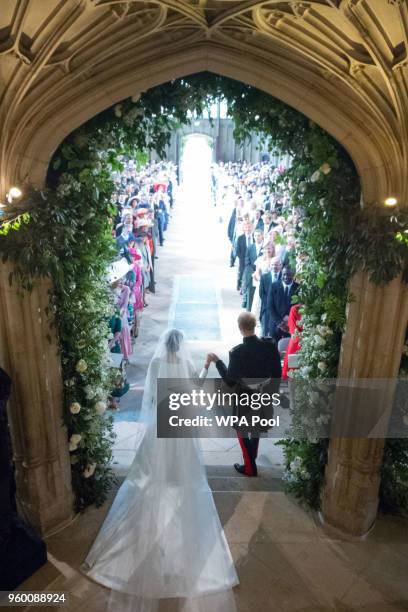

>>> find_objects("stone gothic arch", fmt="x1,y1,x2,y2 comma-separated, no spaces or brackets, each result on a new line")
0,1,407,537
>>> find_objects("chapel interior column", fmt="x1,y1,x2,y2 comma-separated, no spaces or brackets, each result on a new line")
0,263,74,536
322,271,408,537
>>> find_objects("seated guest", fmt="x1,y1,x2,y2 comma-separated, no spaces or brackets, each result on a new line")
266,266,299,341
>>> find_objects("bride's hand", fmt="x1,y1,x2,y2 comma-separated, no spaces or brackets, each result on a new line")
207,352,219,364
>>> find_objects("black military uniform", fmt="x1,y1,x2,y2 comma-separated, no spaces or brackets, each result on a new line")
215,335,281,476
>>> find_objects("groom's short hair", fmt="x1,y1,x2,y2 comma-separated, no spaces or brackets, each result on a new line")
238,311,256,333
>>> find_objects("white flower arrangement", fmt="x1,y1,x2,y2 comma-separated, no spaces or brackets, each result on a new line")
69,433,82,452
319,162,331,175
84,385,96,399
95,401,107,415
290,457,303,472
76,359,88,373
69,402,81,414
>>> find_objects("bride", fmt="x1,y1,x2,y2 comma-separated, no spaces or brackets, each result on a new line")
82,329,239,612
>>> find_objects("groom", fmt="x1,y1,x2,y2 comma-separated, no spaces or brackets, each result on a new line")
207,312,281,477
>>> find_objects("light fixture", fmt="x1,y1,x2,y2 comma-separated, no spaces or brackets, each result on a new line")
6,186,23,203
384,196,397,207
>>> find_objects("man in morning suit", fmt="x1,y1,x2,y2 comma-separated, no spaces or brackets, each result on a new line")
242,229,264,311
207,312,281,477
235,221,254,292
227,203,238,267
266,266,299,341
259,255,282,336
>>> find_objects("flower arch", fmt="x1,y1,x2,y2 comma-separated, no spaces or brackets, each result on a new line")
0,73,407,513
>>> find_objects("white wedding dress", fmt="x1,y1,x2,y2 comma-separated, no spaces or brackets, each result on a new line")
83,330,239,612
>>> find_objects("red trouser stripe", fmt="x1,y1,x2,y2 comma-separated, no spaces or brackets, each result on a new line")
237,433,255,476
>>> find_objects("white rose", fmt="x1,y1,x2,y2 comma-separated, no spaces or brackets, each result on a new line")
314,335,326,346
85,385,96,399
95,401,107,415
290,457,302,472
69,402,81,414
310,170,321,183
83,463,97,478
321,313,328,322
320,162,331,175
114,105,122,118
318,362,327,372
70,433,82,445
76,359,87,373
69,440,78,452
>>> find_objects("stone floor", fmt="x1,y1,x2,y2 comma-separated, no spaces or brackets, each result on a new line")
16,180,408,611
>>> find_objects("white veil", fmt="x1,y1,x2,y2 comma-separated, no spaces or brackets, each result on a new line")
139,329,196,426
83,329,239,612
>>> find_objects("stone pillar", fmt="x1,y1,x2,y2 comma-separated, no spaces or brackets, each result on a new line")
322,271,408,537
0,263,74,536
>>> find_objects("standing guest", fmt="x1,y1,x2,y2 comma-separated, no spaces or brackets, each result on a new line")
108,305,122,354
251,242,275,323
282,304,303,379
116,280,133,361
126,241,144,338
207,312,281,477
266,267,299,341
259,257,283,337
227,202,238,267
242,229,264,311
136,234,152,307
254,208,264,232
235,221,254,292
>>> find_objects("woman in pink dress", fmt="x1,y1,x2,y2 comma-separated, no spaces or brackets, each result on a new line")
127,240,144,338
116,281,132,361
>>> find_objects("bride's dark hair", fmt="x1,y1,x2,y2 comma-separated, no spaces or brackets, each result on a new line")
164,329,184,354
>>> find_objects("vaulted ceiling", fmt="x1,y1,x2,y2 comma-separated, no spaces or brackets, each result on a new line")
1,0,407,205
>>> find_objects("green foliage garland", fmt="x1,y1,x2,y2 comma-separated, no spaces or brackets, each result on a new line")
0,72,407,513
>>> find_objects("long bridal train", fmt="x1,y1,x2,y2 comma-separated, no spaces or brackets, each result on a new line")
82,330,239,612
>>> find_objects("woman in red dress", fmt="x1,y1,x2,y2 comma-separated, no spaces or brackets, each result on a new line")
282,304,302,379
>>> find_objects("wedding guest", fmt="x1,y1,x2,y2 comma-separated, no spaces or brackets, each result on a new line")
282,304,303,379
235,221,254,292
116,280,133,361
242,228,264,311
251,242,275,323
266,266,299,341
